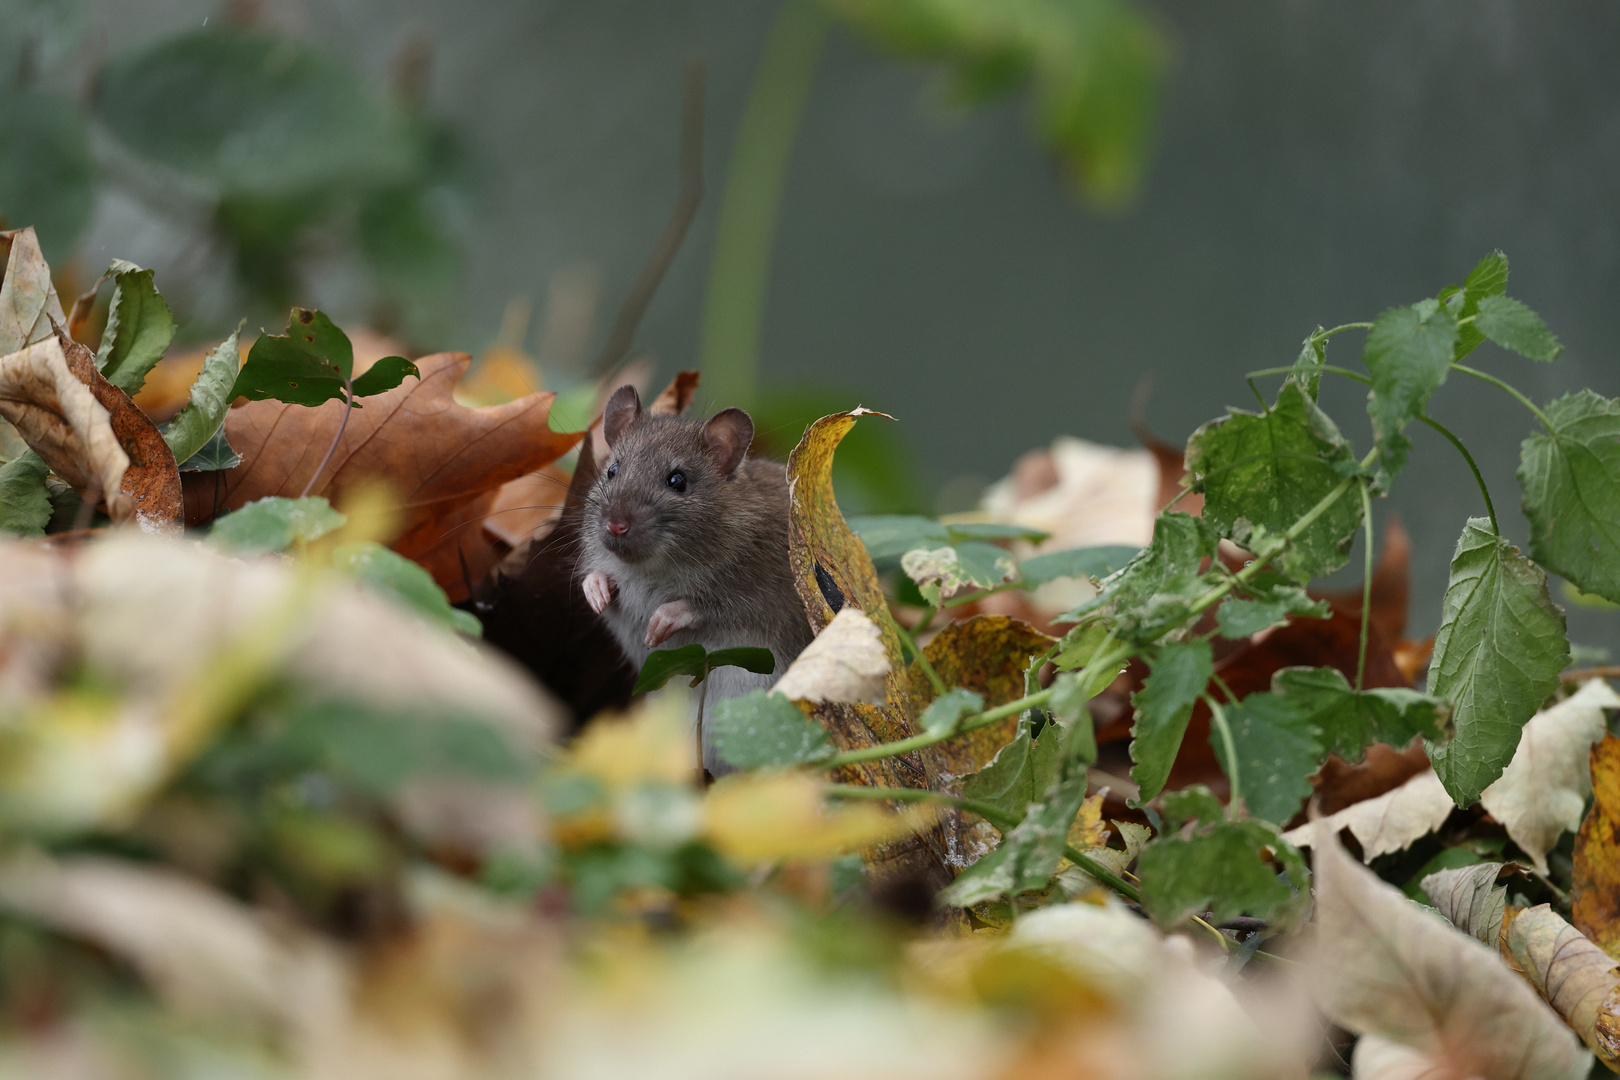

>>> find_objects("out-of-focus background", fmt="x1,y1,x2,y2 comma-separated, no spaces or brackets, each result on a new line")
4,0,1618,649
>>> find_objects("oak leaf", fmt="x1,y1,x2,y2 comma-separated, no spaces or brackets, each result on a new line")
182,351,582,598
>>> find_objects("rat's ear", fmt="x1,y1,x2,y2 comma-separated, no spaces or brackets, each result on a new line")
603,385,642,447
703,408,754,478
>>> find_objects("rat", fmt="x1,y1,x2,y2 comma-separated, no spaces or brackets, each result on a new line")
579,385,813,764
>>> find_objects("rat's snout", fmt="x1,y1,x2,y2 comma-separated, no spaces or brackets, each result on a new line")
605,515,630,537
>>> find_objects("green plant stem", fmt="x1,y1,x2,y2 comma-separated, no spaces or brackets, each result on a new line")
1204,695,1241,812
1244,363,1372,386
1356,479,1374,691
1308,322,1374,343
943,581,1021,608
818,686,1060,770
823,784,1141,903
1451,363,1554,431
696,0,829,409
1417,413,1499,534
897,619,947,696
910,603,940,637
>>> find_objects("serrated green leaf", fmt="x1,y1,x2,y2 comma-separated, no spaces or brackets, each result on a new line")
177,427,243,472
710,690,832,769
331,541,480,636
0,451,51,536
1270,666,1447,762
95,263,176,396
1160,784,1226,830
1210,692,1321,825
1071,512,1218,638
1136,817,1309,929
940,771,1088,907
351,353,420,397
919,687,984,736
1364,300,1459,483
1129,640,1213,802
163,324,243,465
1018,544,1140,589
1426,519,1569,805
961,718,1063,819
1451,251,1509,360
633,644,777,694
208,495,347,555
1290,332,1326,399
1475,294,1561,362
951,540,1017,588
847,515,949,563
1518,391,1620,604
1215,577,1330,638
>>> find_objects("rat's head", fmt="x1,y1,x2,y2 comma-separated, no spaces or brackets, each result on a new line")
586,385,755,567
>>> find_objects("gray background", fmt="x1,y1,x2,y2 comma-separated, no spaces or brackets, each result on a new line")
68,0,1620,649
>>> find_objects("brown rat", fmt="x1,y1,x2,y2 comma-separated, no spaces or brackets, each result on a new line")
580,385,813,761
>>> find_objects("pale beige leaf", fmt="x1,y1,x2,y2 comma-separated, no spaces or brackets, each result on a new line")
1309,826,1589,1080
1508,903,1620,1067
1351,1035,1449,1080
703,772,932,864
0,227,66,354
1421,862,1507,945
1481,680,1620,874
1285,767,1453,861
0,336,129,507
773,607,889,705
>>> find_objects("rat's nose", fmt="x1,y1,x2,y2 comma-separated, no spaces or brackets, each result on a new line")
605,516,630,537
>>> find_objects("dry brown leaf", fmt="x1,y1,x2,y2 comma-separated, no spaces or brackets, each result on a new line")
0,335,129,513
649,369,700,415
181,351,583,596
1421,862,1508,945
1284,768,1453,861
773,607,889,705
1481,679,1620,874
1507,903,1620,1068
0,227,65,354
1309,826,1589,1079
1573,733,1620,959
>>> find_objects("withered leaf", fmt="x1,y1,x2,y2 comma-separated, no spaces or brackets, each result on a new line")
0,335,129,516
1508,904,1620,1069
1421,861,1508,945
1573,733,1620,959
0,227,65,354
1284,767,1454,861
773,607,889,705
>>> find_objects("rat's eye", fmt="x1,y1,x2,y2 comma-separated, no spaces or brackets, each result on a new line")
606,462,618,479
667,469,687,493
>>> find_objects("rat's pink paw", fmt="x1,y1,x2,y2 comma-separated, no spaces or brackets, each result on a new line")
645,600,698,647
583,571,615,614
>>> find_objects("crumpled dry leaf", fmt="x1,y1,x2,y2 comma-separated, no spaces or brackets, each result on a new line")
1421,862,1509,946
1507,903,1620,1068
1309,825,1589,1079
0,533,560,833
1481,679,1620,874
0,335,130,517
1284,767,1454,861
1574,733,1620,959
704,772,934,864
0,227,64,354
981,436,1161,552
183,351,583,599
773,607,889,705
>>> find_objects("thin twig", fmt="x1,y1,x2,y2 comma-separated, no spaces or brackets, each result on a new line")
300,375,353,499
1563,666,1620,682
591,60,706,379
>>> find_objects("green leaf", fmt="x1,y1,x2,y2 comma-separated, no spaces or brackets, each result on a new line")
1018,544,1140,590
919,687,984,736
939,772,1089,907
351,353,420,397
0,451,51,536
847,515,949,563
951,540,1018,588
1426,519,1569,806
177,427,243,472
1270,666,1447,762
331,541,480,636
94,29,416,196
1136,817,1309,929
163,324,243,465
0,91,94,264
1290,332,1326,399
633,644,776,695
900,541,1015,604
1518,391,1620,604
710,690,832,769
1160,784,1226,830
95,262,177,397
1210,692,1321,826
944,522,1049,544
1071,512,1219,639
1214,585,1329,639
962,719,1062,820
1188,379,1363,581
208,495,347,555
1128,640,1213,802
1475,294,1562,363
1363,299,1459,482
1450,251,1509,360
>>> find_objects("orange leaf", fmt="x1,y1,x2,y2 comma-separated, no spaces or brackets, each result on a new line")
1574,733,1620,959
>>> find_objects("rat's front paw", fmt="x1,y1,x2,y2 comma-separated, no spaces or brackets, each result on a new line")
645,600,698,647
582,571,616,614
